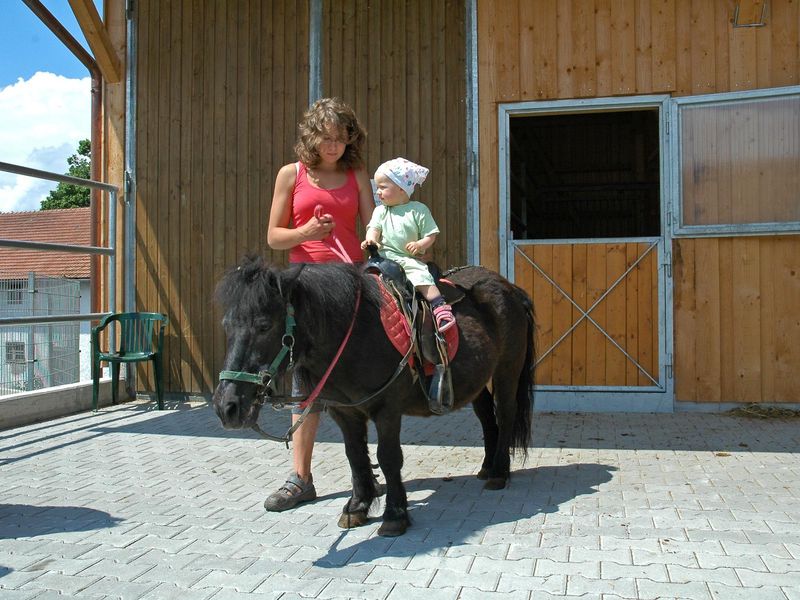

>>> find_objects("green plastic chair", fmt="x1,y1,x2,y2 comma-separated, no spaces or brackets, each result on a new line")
91,312,169,411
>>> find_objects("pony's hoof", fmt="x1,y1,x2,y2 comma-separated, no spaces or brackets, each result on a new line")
377,519,408,537
338,511,369,529
476,468,489,480
483,477,507,490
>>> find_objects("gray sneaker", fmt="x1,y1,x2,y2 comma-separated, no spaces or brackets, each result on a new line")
264,472,317,512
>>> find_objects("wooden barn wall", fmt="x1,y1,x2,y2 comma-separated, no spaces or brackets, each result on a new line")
478,0,800,403
135,1,309,394
322,0,467,269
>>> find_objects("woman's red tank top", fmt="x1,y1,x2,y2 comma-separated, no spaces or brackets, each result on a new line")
289,162,363,264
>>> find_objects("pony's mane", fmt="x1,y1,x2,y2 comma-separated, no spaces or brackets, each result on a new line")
215,255,279,321
215,255,382,331
289,262,382,336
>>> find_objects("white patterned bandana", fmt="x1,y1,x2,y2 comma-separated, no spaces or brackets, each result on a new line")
375,157,430,197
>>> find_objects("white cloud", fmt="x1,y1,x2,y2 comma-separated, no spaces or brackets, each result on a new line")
0,72,90,212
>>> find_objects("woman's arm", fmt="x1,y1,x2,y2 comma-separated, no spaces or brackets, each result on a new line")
267,163,332,250
354,167,376,228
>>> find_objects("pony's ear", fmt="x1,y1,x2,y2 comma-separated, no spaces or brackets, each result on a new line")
280,264,305,300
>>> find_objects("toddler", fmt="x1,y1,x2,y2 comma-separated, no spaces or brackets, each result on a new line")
362,157,455,332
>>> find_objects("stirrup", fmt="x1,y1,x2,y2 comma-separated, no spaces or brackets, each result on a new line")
427,363,454,415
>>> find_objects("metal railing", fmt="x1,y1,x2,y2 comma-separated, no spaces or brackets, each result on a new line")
0,161,121,372
0,273,81,392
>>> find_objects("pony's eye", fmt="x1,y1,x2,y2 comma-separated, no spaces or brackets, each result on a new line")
254,322,272,334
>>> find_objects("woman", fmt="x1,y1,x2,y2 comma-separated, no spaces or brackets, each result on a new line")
264,97,375,512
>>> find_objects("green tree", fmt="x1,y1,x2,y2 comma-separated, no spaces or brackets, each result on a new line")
40,139,91,210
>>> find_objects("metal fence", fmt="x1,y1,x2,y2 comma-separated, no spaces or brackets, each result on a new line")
0,161,123,399
0,273,83,394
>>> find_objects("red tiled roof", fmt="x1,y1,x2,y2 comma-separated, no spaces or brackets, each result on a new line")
0,208,92,279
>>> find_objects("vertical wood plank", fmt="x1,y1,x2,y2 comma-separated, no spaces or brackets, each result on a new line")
586,243,608,385
729,10,759,90
418,0,432,177
731,238,762,401
406,0,421,164
572,244,588,386
178,0,194,391
770,0,800,86
526,0,558,99
714,0,730,91
365,0,381,169
478,0,500,270
651,0,677,91
532,245,554,384
605,243,627,385
611,0,636,95
625,243,640,385
674,0,692,95
718,238,734,401
595,0,613,97
638,243,655,385
773,237,800,400
393,0,408,158
673,239,696,401
573,0,597,97
694,239,722,401
350,0,368,121
495,0,520,101
551,245,573,385
557,0,576,98
634,0,653,92
690,0,715,93
760,237,776,401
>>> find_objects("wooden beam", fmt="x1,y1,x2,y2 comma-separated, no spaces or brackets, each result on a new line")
68,0,122,83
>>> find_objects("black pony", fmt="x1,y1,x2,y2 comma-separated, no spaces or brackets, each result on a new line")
212,255,535,536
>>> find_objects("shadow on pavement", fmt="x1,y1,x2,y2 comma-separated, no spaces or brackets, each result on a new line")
314,462,617,567
0,504,123,540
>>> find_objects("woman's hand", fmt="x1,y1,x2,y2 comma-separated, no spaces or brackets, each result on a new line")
300,204,335,241
361,239,381,250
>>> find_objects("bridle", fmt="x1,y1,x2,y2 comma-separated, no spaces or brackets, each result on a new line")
218,283,364,446
219,303,297,400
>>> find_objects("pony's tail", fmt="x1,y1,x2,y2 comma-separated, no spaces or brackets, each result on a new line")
511,295,535,460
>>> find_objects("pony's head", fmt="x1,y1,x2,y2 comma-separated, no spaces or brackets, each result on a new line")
212,255,295,429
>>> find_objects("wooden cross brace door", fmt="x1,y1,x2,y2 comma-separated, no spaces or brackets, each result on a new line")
511,238,669,410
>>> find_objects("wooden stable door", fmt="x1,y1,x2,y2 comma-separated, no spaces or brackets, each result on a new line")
511,239,670,411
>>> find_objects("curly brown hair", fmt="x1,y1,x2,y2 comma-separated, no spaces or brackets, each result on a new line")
294,98,366,170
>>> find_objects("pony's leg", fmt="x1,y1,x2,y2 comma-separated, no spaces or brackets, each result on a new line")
328,409,377,529
373,409,409,537
472,387,498,480
484,378,518,490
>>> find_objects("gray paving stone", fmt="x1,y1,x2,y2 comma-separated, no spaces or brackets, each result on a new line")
79,577,160,599
3,404,800,599
385,583,460,600
565,574,638,598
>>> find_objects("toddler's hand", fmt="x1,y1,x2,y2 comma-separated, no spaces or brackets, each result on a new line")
406,241,424,256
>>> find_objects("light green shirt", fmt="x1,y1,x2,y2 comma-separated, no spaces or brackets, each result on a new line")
367,201,440,286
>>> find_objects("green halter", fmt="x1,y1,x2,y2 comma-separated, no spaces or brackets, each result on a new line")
218,303,296,393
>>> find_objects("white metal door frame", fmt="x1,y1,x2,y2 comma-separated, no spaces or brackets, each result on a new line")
498,96,675,412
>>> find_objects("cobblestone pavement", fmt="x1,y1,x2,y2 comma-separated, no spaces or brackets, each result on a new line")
1,400,800,599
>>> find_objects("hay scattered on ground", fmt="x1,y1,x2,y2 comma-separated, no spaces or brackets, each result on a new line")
727,404,800,419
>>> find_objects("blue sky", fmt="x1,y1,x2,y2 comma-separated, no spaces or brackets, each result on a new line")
0,1,101,212
1,2,94,87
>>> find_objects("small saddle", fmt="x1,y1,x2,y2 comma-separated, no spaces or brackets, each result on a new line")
363,243,465,306
364,246,465,375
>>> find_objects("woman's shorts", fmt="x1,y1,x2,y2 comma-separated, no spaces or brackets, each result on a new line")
290,371,323,415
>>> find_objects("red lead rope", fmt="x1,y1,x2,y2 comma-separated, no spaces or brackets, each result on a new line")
314,204,353,264
298,285,362,410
